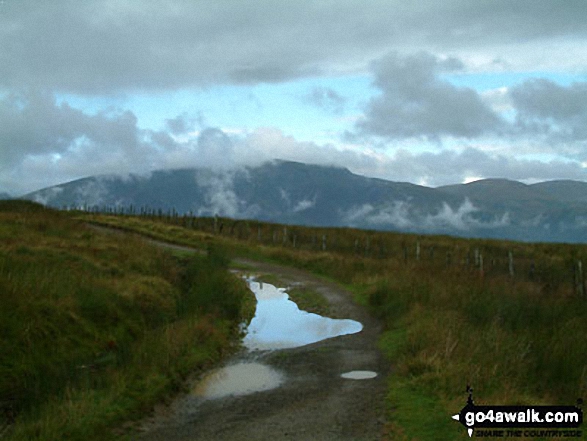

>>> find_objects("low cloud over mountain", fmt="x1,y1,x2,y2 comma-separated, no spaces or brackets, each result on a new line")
23,161,587,243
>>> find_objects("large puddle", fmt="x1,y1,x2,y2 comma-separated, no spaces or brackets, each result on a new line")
243,280,363,351
192,279,364,400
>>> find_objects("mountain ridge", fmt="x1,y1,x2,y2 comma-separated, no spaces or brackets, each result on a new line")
22,160,587,243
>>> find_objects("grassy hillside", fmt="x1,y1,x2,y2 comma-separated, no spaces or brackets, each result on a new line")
79,211,587,440
0,201,252,441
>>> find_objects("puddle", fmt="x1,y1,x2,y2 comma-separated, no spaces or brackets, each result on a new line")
243,280,363,351
193,279,363,400
194,362,284,399
340,370,378,380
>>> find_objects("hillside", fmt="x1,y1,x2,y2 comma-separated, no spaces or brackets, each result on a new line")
22,160,587,243
0,201,250,441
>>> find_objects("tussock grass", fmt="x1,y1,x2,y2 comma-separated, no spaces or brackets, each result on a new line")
0,202,251,440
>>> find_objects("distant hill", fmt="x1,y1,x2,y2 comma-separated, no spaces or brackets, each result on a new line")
530,180,587,204
22,160,587,243
0,192,11,200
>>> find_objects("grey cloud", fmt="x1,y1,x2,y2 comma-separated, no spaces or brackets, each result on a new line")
0,90,148,167
2,1,587,93
355,52,504,140
149,131,177,150
0,90,242,181
385,147,587,187
2,88,587,196
305,87,346,114
0,90,86,165
165,114,194,135
196,128,235,168
510,79,587,141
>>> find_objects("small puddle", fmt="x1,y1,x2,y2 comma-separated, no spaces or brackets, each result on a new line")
243,280,363,351
194,362,283,399
340,370,378,380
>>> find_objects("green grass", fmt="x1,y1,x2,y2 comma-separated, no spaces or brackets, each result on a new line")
0,202,252,440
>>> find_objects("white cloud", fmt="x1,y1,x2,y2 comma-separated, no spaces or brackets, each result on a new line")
73,179,110,207
423,199,510,230
31,186,63,205
293,198,316,213
364,201,413,228
342,198,511,231
195,171,240,218
481,87,512,114
343,204,375,224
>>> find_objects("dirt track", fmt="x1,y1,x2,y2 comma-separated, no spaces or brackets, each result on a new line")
87,226,389,440
134,258,388,441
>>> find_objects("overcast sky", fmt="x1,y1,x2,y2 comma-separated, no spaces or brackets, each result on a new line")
2,0,587,195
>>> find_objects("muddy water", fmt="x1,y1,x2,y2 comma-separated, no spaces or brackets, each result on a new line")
194,362,284,399
192,279,364,399
243,280,363,351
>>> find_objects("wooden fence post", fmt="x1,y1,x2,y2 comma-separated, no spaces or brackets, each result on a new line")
576,260,585,298
508,251,514,277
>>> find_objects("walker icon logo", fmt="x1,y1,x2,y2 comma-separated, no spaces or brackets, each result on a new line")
451,386,583,438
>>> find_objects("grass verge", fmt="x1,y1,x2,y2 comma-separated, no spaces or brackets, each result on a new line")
0,202,252,440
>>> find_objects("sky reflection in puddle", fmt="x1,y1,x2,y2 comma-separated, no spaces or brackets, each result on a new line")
243,280,363,351
192,279,364,400
341,370,378,380
194,362,284,399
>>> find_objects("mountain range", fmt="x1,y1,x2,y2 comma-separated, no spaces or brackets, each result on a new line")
21,160,587,243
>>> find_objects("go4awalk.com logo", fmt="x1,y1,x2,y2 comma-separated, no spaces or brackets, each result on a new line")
452,387,583,438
